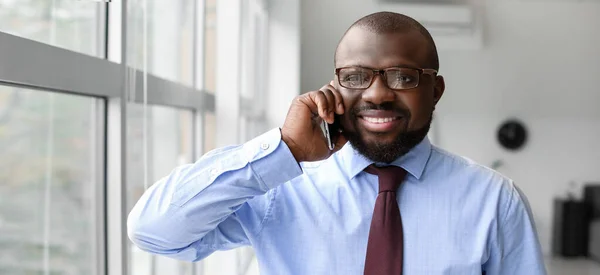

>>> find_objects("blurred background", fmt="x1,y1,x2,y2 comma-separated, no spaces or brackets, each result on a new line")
0,0,598,274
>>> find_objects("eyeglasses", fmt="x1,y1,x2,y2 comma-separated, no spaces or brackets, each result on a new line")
334,66,438,90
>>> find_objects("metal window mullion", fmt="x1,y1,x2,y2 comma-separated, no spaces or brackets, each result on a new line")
191,109,205,275
119,0,129,274
192,0,206,273
191,0,206,200
128,71,214,111
105,1,130,275
0,31,122,98
98,3,109,275
0,31,213,112
94,98,107,275
106,96,128,275
98,2,108,60
195,0,206,91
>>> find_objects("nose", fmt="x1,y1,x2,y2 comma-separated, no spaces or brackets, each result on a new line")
361,74,395,105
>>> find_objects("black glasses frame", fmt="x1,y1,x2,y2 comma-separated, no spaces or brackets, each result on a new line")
334,66,438,90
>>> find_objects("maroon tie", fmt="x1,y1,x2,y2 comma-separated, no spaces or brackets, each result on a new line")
363,165,407,275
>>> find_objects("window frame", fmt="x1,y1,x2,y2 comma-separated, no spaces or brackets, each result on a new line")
0,1,216,275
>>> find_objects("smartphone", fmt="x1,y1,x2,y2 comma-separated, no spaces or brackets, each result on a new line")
320,115,341,150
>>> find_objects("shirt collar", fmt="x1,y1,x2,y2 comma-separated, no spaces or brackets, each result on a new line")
337,136,432,180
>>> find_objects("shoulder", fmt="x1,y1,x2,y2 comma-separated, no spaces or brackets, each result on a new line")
429,144,512,186
428,145,538,233
427,145,526,210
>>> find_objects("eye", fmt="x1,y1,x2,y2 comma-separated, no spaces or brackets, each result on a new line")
344,74,361,82
396,75,414,83
343,73,369,87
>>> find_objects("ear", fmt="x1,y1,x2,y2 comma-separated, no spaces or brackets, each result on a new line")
433,75,445,106
332,74,339,89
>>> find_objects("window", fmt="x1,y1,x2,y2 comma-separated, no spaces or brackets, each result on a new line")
204,111,216,152
0,86,102,275
127,104,194,275
0,0,258,274
127,0,195,86
0,0,103,57
126,104,193,212
203,0,217,93
239,0,268,141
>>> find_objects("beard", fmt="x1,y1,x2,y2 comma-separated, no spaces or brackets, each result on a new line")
343,105,433,164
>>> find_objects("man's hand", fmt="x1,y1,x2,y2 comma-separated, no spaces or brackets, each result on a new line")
281,81,348,163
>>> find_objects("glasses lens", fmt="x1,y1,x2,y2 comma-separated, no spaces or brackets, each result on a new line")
386,68,420,89
338,68,372,89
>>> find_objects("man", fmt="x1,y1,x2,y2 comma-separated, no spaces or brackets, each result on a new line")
128,12,546,275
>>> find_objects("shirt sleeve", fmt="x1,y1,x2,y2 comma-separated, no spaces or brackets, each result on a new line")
483,182,548,275
127,128,303,261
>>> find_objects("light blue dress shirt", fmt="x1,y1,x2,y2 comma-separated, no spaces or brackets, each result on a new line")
128,128,547,275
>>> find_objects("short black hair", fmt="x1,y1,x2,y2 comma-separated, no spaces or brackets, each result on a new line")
334,11,440,71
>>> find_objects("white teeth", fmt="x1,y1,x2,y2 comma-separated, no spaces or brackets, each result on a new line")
363,117,397,123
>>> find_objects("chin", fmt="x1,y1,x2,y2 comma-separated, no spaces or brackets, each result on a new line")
359,128,405,144
360,136,398,148
345,117,432,164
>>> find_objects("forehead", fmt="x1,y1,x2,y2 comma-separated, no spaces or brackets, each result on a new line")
335,27,431,69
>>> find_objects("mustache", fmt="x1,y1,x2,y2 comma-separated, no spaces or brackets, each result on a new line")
349,102,410,118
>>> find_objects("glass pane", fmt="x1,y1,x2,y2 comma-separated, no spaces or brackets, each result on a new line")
0,0,103,57
204,111,216,153
239,1,268,142
0,86,100,274
204,0,217,93
127,0,195,86
127,104,194,275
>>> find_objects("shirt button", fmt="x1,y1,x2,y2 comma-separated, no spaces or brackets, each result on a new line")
260,143,270,150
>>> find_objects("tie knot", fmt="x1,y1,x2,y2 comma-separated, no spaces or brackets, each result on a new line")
364,164,407,193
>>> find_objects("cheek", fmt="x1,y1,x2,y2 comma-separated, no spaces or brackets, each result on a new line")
340,89,358,107
402,93,434,128
340,91,359,126
340,107,356,132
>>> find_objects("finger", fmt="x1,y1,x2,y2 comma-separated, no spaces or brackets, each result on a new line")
319,87,336,123
325,83,345,114
310,91,329,122
297,93,318,116
319,85,335,109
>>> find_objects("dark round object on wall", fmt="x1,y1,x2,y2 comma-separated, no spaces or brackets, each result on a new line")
497,120,527,151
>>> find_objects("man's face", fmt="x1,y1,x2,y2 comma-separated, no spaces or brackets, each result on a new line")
334,28,445,163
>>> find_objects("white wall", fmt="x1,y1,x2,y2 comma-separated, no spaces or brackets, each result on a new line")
300,0,600,255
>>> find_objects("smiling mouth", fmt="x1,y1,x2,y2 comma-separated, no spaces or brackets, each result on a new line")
361,116,399,124
358,115,404,132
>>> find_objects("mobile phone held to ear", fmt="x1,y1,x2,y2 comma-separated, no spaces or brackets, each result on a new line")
320,115,341,150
